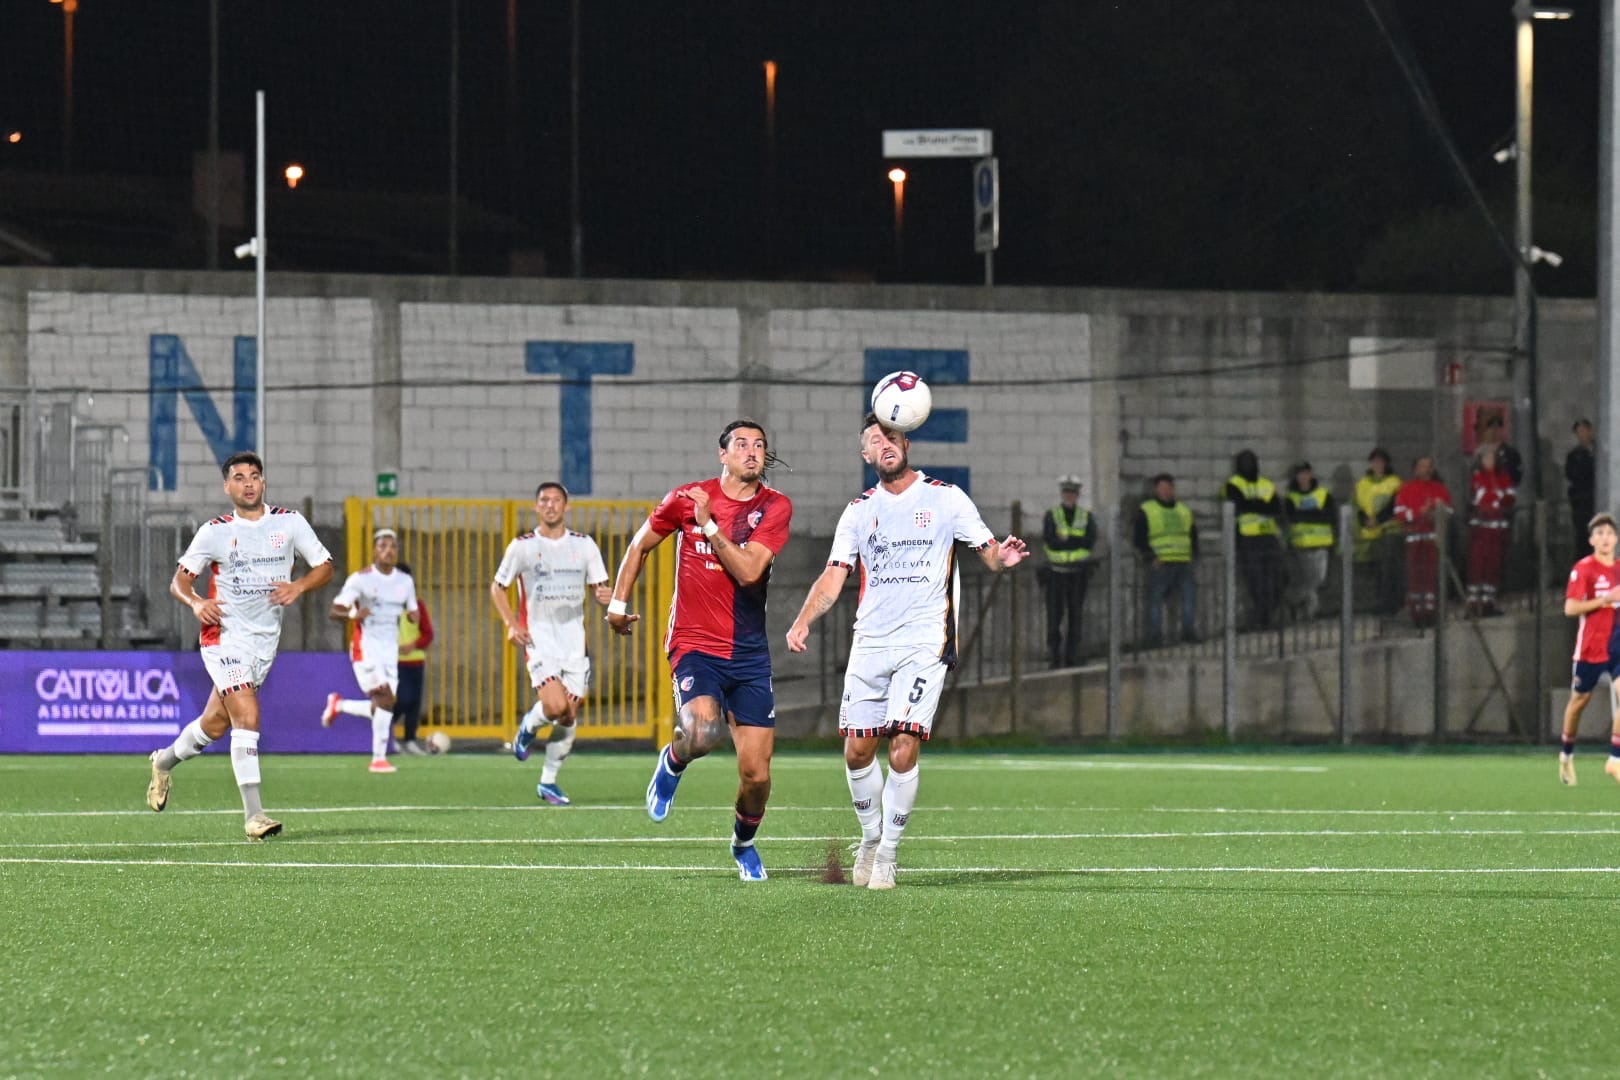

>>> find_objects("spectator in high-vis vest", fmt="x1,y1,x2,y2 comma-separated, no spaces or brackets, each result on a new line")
1282,462,1336,620
1133,473,1199,646
1224,449,1283,630
1355,448,1404,615
1394,457,1452,628
394,562,435,755
1042,474,1095,669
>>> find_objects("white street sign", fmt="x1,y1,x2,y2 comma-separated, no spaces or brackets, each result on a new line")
882,129,993,158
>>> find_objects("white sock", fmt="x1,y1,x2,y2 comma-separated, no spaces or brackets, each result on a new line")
229,729,263,820
846,761,884,843
158,718,213,770
337,699,372,719
877,764,920,859
540,723,576,785
371,709,393,760
520,702,546,734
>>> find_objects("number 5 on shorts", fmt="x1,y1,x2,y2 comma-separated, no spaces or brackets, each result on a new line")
908,676,927,704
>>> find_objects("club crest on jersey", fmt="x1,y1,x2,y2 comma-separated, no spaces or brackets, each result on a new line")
866,529,891,563
268,532,288,550
748,510,763,529
914,510,933,529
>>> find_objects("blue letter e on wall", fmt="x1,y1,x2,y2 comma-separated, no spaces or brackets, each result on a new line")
149,334,257,491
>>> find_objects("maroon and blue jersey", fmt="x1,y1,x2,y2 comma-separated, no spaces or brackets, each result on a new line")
648,478,792,667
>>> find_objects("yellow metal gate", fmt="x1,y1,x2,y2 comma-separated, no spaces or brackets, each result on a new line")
343,497,674,744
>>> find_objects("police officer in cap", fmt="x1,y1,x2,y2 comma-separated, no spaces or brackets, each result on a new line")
1042,475,1095,668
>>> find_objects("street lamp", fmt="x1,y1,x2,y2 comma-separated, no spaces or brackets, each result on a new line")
888,167,907,276
284,164,304,190
763,60,778,275
1510,0,1573,502
49,0,78,171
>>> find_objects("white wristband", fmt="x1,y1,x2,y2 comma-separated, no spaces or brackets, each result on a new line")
607,599,628,617
702,519,720,538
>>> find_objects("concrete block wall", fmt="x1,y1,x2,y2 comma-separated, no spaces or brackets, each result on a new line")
2,269,1596,549
1102,292,1589,543
22,290,373,507
398,302,744,502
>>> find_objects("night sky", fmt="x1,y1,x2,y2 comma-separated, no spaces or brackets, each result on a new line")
0,1,1602,291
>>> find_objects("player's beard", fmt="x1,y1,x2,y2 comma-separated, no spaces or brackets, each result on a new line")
874,452,909,483
730,464,763,484
232,489,263,512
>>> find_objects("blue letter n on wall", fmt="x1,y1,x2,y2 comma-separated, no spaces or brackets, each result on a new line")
524,341,634,495
149,335,257,491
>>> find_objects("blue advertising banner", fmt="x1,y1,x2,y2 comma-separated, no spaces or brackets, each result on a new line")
0,651,371,754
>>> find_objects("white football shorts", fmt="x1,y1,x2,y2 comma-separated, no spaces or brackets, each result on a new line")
351,658,400,695
525,651,590,700
200,645,275,695
838,643,947,740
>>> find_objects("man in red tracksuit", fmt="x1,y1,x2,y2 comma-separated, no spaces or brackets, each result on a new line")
1467,446,1516,616
1394,457,1452,628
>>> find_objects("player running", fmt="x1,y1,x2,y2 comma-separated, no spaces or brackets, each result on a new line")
607,419,792,881
320,528,419,773
1559,513,1620,786
489,482,611,805
146,451,333,839
787,414,1027,890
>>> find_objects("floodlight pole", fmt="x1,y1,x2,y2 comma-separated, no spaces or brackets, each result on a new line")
1600,0,1620,515
1512,0,1542,503
254,90,266,455
206,0,220,269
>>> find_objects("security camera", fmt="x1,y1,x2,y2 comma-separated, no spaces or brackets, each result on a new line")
233,239,259,260
1530,246,1564,268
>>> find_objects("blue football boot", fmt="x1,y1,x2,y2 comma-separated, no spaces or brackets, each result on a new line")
645,747,681,822
512,722,538,762
731,843,768,881
536,781,570,806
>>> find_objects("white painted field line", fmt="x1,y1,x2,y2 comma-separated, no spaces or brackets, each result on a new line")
7,827,1620,850
11,803,1620,819
769,758,1330,774
5,855,1620,876
0,757,1327,774
0,757,1321,773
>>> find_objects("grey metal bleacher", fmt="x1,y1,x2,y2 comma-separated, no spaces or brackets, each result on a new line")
0,515,104,645
0,519,98,558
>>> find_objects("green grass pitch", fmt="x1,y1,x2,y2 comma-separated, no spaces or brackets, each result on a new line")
5,748,1620,1078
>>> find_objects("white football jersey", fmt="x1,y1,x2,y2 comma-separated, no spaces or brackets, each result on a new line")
334,565,418,664
827,472,995,660
177,506,333,657
493,530,609,661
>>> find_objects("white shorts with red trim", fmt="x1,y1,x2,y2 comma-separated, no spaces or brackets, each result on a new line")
525,651,590,700
838,643,947,740
351,658,399,694
200,645,275,696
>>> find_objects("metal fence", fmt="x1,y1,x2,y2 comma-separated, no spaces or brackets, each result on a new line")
343,496,675,745
776,498,1562,743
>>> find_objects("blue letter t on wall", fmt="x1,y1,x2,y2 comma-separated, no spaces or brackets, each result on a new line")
524,341,634,495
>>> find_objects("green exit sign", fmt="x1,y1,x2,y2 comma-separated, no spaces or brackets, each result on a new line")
376,472,399,498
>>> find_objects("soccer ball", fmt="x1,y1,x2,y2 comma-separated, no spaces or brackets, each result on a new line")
427,730,451,754
870,371,932,433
